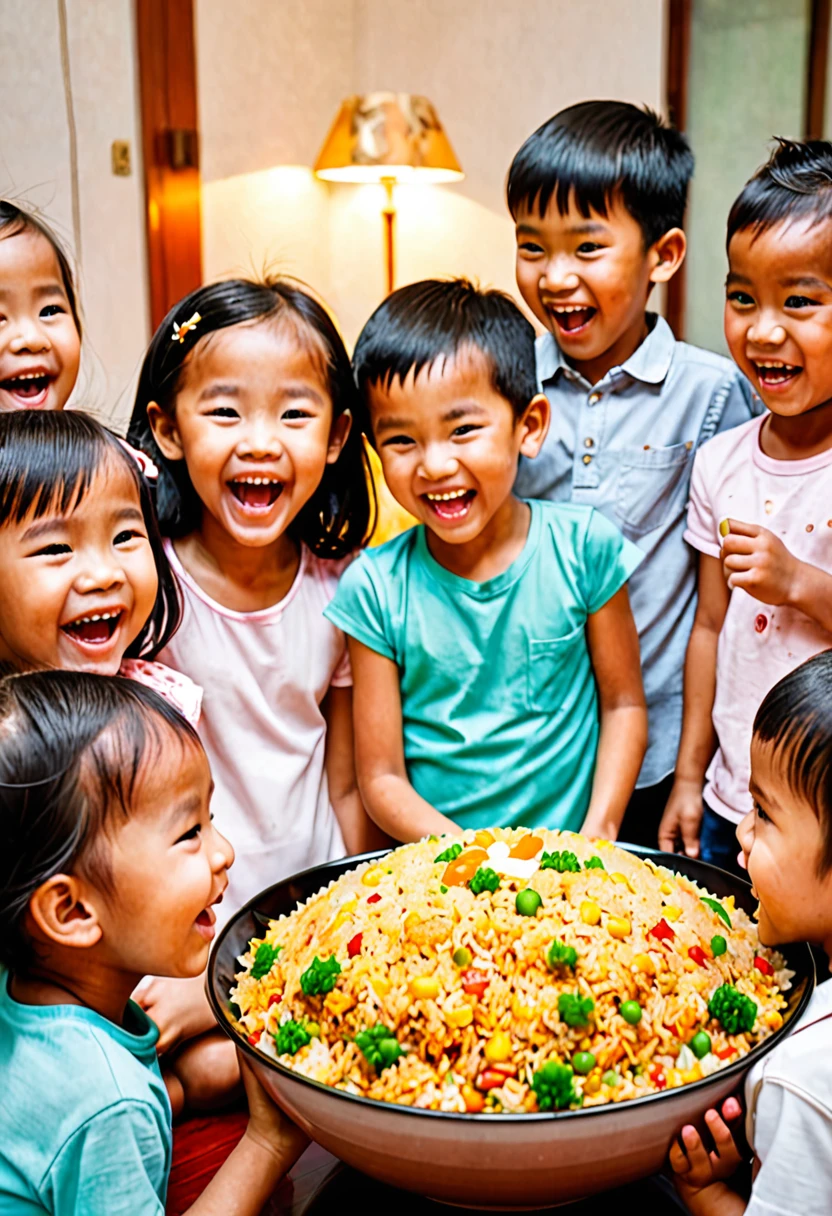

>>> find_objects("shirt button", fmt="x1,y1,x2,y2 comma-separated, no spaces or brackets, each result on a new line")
584,437,594,449
588,391,602,405
582,453,593,465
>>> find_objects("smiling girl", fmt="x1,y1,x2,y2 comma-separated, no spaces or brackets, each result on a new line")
0,203,81,411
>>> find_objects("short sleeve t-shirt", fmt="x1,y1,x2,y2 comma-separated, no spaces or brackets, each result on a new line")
160,542,351,916
0,969,171,1214
325,499,642,832
685,415,832,822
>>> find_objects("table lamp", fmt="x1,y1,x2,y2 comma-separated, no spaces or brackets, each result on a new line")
314,92,464,295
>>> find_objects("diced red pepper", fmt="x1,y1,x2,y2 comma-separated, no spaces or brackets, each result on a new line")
648,918,675,944
754,955,774,977
715,1045,737,1060
461,970,490,998
367,893,381,904
649,1064,667,1090
347,932,363,958
688,946,707,966
247,1031,262,1046
477,1069,506,1091
267,993,282,1008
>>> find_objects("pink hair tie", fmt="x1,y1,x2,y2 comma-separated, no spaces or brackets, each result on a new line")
118,437,159,482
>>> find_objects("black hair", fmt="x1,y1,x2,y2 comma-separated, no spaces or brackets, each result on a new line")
753,650,832,875
0,202,82,337
506,100,694,248
727,139,832,248
127,277,374,558
0,670,201,973
352,278,538,428
0,410,181,660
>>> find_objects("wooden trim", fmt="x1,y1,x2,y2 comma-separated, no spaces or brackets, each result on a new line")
136,0,203,333
806,0,831,139
665,0,691,341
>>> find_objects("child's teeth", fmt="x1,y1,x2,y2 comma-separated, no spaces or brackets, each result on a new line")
427,490,468,501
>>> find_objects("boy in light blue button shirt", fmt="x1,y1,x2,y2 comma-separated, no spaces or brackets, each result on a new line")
509,100,758,846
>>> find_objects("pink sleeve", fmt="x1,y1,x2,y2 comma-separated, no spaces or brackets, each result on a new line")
330,637,352,688
683,446,721,559
119,659,203,726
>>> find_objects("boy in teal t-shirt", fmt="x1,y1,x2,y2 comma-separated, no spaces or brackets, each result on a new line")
326,279,646,842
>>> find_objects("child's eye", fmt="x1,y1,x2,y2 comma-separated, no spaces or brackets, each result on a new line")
31,542,71,557
452,424,482,438
113,528,146,546
576,242,603,254
39,304,66,318
175,822,202,844
727,290,755,307
281,408,313,421
753,799,771,824
784,294,819,309
207,406,239,419
517,241,544,255
381,435,415,447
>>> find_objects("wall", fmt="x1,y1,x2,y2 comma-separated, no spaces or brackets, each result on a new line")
0,0,148,426
197,0,666,347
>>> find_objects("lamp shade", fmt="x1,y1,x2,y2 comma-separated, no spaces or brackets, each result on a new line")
314,93,464,184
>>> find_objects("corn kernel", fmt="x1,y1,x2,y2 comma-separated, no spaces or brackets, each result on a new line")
372,977,391,997
580,900,601,925
484,1031,512,1063
409,975,440,1001
584,1073,601,1095
764,1010,783,1030
678,1007,698,1030
611,872,633,892
667,1069,683,1088
362,868,383,887
332,909,352,930
404,912,421,934
324,990,352,1015
447,1006,474,1028
660,881,674,896
680,1065,702,1084
580,1037,592,1051
475,830,495,848
607,916,631,939
633,953,655,975
663,906,682,922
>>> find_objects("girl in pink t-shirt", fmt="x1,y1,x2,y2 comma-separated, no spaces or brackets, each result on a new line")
127,278,384,1104
660,139,832,874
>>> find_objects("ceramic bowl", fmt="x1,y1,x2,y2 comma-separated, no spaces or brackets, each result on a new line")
207,848,814,1209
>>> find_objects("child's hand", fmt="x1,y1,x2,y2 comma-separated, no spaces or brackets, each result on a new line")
670,1099,745,1194
239,1053,309,1170
659,777,703,857
132,974,216,1055
720,519,800,607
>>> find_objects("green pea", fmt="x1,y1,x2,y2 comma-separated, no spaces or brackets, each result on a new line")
690,1031,712,1060
711,934,728,957
572,1051,596,1075
440,885,448,894
620,1000,642,1025
453,947,472,968
516,889,543,917
602,1069,619,1088
379,1038,403,1067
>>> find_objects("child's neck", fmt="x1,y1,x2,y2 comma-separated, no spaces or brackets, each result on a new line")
760,398,832,461
11,957,139,1028
562,312,650,387
175,510,301,613
426,494,531,583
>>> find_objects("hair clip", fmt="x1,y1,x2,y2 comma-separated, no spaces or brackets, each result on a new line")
171,311,202,344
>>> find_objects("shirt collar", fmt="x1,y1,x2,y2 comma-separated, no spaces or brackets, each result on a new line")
537,312,676,390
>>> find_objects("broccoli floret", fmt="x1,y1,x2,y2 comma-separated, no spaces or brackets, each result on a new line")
250,941,282,980
355,1024,404,1071
531,1060,581,1111
434,842,463,864
300,954,342,996
539,850,581,873
708,984,757,1035
558,990,595,1028
275,1019,311,1055
584,856,605,871
469,866,501,895
546,939,578,971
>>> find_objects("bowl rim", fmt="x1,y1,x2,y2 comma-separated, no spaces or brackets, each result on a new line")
207,843,815,1124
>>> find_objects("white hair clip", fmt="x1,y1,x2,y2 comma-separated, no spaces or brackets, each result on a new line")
171,311,202,343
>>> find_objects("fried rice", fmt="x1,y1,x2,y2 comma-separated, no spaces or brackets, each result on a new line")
230,829,793,1114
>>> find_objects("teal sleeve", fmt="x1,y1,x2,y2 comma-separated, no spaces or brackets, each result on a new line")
581,509,644,614
323,553,397,661
44,1101,168,1215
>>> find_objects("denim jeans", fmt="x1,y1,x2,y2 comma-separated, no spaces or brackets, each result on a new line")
700,804,745,878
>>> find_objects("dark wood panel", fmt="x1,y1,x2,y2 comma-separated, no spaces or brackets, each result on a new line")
806,0,831,139
665,0,691,341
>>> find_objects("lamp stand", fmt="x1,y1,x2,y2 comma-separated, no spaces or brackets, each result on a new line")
381,176,396,296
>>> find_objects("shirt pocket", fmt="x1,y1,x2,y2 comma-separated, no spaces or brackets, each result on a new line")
527,624,586,714
614,441,693,537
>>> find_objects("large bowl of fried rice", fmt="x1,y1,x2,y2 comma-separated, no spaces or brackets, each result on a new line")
207,830,814,1208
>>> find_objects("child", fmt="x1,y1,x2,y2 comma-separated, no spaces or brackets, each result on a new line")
660,140,832,872
127,277,382,1063
670,651,832,1215
508,101,758,847
0,202,81,411
0,670,307,1213
325,277,647,842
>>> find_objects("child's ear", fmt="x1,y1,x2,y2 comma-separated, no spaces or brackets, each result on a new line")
649,228,687,285
27,875,103,952
517,392,550,459
326,408,353,465
147,401,185,462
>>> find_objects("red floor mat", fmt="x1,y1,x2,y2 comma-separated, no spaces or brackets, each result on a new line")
166,1110,248,1214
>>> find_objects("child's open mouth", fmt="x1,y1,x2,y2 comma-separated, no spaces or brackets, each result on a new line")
0,371,54,407
228,477,284,511
423,488,476,521
194,905,217,942
61,610,123,647
549,305,596,335
752,360,802,390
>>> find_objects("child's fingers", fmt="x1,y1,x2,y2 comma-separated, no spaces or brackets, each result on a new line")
720,534,760,558
678,1123,713,1181
704,1109,744,1173
720,518,761,538
722,1096,743,1122
668,1137,692,1175
722,552,757,573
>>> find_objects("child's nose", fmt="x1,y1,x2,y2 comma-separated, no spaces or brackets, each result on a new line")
9,316,51,354
540,257,581,295
239,422,282,461
211,824,235,871
419,442,458,482
748,312,786,347
75,556,124,594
